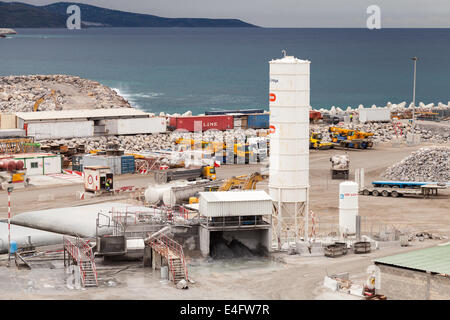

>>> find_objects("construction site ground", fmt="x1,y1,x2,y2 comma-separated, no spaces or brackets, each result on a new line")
0,141,449,299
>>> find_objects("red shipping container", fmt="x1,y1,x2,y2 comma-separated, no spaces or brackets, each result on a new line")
309,110,322,121
169,115,234,132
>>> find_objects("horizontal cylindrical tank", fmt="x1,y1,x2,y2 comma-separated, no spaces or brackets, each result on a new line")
14,160,24,171
144,185,173,205
6,159,16,171
168,115,234,132
162,180,213,206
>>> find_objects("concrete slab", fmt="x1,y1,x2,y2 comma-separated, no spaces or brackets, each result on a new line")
29,173,83,186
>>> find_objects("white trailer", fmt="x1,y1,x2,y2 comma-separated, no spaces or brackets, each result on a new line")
358,108,391,123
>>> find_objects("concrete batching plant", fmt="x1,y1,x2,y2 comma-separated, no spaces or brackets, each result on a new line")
268,51,311,249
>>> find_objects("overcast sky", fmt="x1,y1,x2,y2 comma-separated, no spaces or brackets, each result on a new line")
8,0,450,28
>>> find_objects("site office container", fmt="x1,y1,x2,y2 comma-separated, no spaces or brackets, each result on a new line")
169,115,234,132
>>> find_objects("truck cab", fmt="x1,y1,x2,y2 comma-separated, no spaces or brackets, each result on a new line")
202,165,216,180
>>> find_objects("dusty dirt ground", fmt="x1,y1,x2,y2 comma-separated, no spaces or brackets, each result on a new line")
0,140,448,299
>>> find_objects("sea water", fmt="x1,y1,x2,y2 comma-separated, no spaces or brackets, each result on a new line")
1,28,450,114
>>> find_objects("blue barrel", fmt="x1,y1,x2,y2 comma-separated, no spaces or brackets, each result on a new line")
247,114,270,129
10,241,17,254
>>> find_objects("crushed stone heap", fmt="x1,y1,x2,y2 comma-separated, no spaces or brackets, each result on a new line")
382,146,450,182
0,75,131,112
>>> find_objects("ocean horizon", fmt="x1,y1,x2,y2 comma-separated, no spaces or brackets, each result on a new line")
1,27,450,114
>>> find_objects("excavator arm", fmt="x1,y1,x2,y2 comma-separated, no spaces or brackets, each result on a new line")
33,90,58,112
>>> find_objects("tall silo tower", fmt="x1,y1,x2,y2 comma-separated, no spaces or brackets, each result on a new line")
269,51,310,249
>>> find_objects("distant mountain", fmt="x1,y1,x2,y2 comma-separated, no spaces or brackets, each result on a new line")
0,1,258,28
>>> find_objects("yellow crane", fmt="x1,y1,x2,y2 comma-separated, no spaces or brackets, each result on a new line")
328,127,374,149
33,90,59,112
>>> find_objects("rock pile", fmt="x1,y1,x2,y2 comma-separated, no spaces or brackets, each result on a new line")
37,128,268,153
0,75,131,112
382,146,450,182
311,121,450,144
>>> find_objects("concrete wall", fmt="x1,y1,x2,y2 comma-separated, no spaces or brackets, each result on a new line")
199,226,210,257
377,264,450,300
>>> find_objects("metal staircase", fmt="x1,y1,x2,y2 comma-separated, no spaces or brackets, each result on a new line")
148,233,188,283
64,236,98,288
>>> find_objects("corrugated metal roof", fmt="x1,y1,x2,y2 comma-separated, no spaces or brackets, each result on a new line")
15,108,150,121
199,190,272,203
375,244,450,275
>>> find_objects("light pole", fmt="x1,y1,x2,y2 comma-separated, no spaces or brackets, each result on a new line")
7,186,13,264
411,57,418,131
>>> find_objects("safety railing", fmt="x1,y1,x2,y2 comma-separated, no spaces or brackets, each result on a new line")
148,233,188,282
64,236,98,287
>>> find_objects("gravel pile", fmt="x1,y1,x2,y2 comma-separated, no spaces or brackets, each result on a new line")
0,75,131,112
382,146,450,182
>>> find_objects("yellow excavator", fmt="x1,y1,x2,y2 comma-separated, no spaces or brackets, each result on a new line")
213,172,268,191
189,172,268,203
33,90,59,112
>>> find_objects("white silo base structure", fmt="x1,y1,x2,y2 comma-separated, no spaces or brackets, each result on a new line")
269,53,310,248
339,181,359,235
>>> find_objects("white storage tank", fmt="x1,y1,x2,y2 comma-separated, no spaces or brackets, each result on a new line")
144,185,173,205
339,181,359,234
268,54,310,202
268,52,310,245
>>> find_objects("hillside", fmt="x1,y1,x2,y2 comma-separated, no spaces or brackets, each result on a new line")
0,1,257,28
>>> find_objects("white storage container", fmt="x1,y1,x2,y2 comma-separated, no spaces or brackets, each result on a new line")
25,121,94,139
199,190,272,217
105,117,166,135
358,108,391,123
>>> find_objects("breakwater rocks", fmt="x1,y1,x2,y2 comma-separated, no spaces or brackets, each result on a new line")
0,28,17,36
317,101,450,116
37,128,268,153
382,146,450,182
0,75,131,112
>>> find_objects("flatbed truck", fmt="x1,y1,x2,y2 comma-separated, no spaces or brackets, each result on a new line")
361,180,448,198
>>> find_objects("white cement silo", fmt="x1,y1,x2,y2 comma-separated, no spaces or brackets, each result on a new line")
339,181,359,235
269,52,310,247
